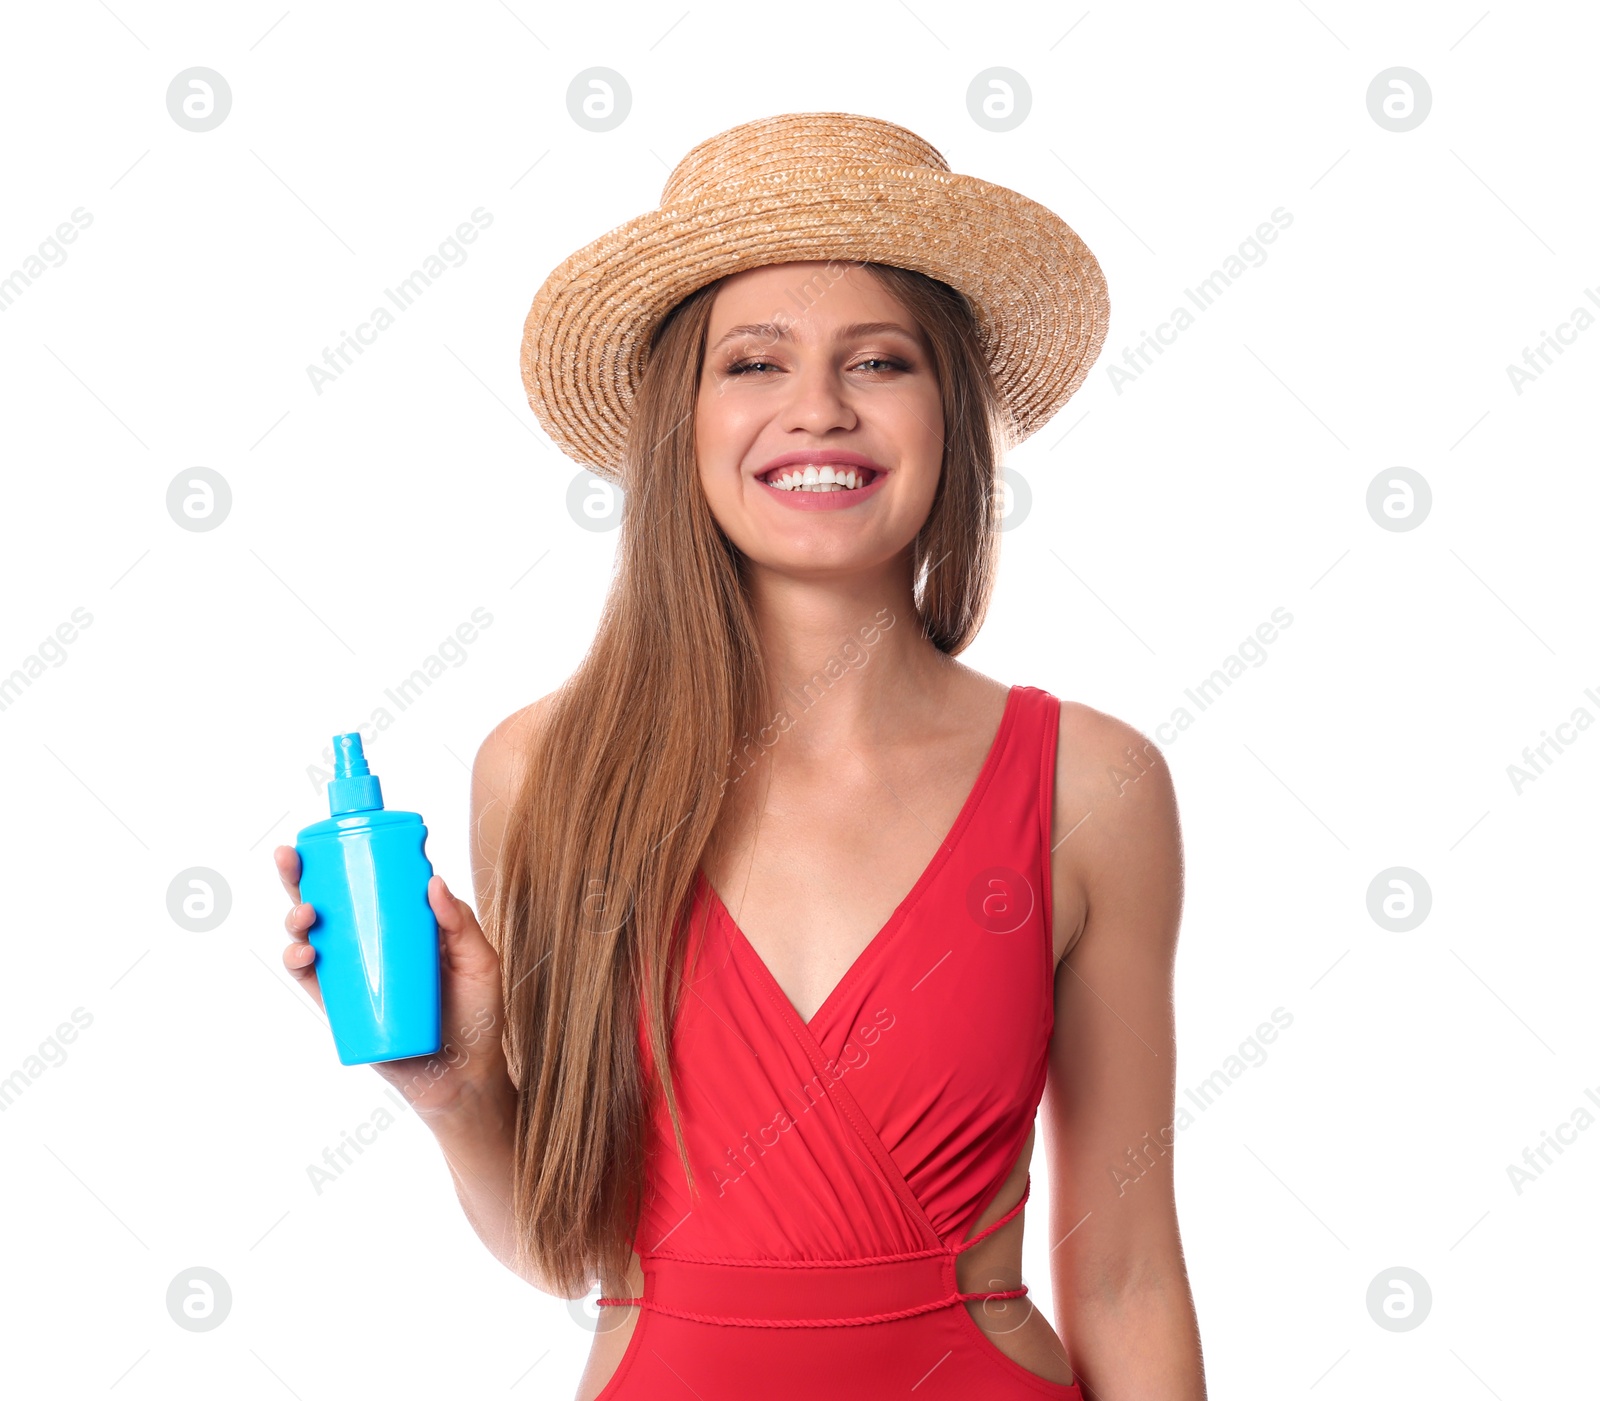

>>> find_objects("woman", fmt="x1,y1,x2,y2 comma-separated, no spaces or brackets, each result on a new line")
276,112,1204,1399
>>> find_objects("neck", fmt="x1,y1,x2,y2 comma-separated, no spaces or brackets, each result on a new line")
742,556,959,756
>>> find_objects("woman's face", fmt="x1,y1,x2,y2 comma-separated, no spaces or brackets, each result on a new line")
694,261,945,575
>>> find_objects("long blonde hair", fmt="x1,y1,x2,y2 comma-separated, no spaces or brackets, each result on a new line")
487,260,1014,1295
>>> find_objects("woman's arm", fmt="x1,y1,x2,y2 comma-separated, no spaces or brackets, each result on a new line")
1043,706,1205,1397
421,697,566,1294
420,1059,534,1282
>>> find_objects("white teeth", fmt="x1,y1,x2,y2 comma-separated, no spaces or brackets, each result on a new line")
763,464,873,492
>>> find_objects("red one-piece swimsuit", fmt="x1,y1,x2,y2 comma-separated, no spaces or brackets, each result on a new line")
594,684,1083,1399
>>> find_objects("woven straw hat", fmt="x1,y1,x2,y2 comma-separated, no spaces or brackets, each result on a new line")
520,111,1109,482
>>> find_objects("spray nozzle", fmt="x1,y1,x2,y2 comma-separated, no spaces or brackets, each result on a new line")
326,732,384,815
334,732,371,779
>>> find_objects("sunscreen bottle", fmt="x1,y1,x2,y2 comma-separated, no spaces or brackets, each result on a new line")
295,733,441,1065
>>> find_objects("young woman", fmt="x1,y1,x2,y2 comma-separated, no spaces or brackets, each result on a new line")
276,113,1204,1399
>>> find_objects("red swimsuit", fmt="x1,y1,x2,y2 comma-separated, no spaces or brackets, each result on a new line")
594,684,1082,1399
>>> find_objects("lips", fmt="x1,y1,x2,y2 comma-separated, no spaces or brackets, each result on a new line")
752,461,891,511
759,464,877,490
754,450,886,484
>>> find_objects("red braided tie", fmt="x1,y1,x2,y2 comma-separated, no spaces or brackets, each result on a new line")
593,1284,1028,1328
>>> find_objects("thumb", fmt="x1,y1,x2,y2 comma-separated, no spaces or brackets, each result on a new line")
427,875,501,983
428,874,479,937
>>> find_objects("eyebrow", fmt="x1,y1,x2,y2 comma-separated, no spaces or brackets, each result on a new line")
707,320,923,354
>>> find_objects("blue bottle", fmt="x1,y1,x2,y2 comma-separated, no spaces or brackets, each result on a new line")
295,733,441,1066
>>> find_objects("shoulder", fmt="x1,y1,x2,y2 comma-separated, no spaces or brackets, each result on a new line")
1047,697,1184,962
1051,698,1171,803
469,690,561,903
472,690,558,797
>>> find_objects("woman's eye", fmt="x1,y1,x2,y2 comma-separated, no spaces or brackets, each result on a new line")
723,355,910,377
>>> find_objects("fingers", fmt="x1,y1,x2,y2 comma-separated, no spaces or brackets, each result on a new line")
274,845,302,905
283,898,317,977
284,900,315,941
275,845,318,1003
282,935,322,1012
282,907,319,1001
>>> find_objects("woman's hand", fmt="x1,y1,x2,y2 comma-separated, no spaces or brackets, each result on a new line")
274,844,512,1118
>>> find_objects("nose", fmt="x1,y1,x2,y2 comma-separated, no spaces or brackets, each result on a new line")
777,360,858,435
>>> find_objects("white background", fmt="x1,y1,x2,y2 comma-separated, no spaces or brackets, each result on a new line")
1,1,1595,1397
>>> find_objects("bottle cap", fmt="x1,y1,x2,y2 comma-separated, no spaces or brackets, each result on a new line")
327,732,384,815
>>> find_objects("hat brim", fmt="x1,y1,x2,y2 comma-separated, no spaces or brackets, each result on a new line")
520,165,1110,480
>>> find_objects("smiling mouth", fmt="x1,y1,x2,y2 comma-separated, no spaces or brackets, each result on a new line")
758,464,879,493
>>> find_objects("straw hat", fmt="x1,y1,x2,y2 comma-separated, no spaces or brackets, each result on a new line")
520,111,1109,482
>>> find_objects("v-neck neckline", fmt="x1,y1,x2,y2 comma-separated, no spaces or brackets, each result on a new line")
699,684,1022,1037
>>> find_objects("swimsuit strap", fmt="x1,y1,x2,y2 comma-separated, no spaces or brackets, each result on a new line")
952,1171,1031,1254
